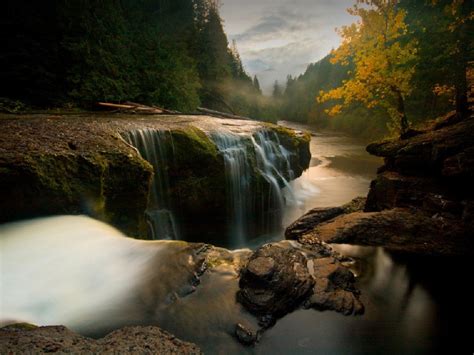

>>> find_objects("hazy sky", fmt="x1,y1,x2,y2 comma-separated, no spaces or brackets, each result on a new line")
220,0,355,93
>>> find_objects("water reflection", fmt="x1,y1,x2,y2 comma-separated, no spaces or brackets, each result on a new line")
257,245,439,355
278,121,382,228
1,217,470,354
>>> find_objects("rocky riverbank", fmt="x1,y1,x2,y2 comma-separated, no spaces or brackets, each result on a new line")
286,111,474,256
1,215,363,351
0,324,202,354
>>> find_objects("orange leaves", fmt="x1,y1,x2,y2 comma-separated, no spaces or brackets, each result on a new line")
317,0,418,121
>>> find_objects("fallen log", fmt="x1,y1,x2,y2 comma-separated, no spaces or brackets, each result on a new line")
98,102,137,110
196,107,252,121
98,102,179,114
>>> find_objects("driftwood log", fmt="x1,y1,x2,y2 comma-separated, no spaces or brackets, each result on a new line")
196,107,251,120
97,102,179,114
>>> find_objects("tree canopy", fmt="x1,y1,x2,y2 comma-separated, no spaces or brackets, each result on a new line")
318,0,418,134
276,0,472,138
0,0,273,120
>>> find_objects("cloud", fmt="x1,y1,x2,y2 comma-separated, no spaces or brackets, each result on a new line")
221,0,355,93
233,15,290,42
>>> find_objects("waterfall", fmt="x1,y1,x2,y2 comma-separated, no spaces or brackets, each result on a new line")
212,133,252,247
122,129,179,240
212,129,296,247
122,128,297,245
251,130,296,233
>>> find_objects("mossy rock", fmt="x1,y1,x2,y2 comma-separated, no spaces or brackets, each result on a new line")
0,150,152,238
1,323,38,331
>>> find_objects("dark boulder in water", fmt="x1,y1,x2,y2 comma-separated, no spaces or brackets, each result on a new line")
237,240,363,330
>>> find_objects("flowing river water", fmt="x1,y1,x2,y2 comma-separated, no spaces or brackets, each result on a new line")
1,122,471,354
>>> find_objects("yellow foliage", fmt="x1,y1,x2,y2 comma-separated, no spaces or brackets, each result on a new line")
318,0,418,124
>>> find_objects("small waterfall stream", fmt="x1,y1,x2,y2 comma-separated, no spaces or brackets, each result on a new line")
122,129,179,240
212,133,252,247
212,129,296,247
251,131,296,234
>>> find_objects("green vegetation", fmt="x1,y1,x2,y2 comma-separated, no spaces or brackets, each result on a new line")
0,0,270,119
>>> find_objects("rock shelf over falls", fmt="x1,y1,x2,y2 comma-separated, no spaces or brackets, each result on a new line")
0,113,311,244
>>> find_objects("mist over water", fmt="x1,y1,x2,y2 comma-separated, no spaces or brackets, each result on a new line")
0,216,160,329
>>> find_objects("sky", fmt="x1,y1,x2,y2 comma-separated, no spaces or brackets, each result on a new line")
220,0,355,93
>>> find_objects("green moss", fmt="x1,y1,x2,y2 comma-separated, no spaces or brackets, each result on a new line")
263,122,311,147
2,323,38,331
171,126,219,160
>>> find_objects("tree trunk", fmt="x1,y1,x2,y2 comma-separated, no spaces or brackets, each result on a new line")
396,90,409,135
454,0,471,118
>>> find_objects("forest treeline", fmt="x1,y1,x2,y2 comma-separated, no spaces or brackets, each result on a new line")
275,0,473,138
0,0,273,119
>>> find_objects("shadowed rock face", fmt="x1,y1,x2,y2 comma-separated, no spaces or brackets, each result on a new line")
0,324,202,354
285,113,474,257
285,197,366,240
0,114,310,240
236,240,364,345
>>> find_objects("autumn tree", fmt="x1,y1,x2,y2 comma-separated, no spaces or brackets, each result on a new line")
319,0,418,135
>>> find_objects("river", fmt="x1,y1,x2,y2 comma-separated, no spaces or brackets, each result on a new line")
1,123,470,354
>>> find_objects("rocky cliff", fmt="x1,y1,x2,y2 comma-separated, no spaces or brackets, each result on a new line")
0,113,311,241
286,111,474,256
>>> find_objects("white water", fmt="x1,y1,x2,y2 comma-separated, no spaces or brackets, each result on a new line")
122,129,179,240
212,129,297,247
212,133,252,247
0,216,161,329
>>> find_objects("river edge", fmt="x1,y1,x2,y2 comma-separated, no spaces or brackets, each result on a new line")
1,111,472,354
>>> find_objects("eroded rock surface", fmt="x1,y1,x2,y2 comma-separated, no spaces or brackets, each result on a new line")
236,240,363,345
285,197,366,240
0,324,202,354
286,112,474,256
0,113,310,240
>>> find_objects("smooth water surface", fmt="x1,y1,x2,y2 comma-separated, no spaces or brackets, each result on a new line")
279,121,382,228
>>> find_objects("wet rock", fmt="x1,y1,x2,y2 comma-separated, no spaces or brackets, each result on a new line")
307,257,364,316
0,114,311,240
287,114,474,258
299,209,473,257
286,197,366,240
247,257,275,279
367,114,474,177
234,323,259,346
237,241,363,321
0,325,203,354
238,243,314,317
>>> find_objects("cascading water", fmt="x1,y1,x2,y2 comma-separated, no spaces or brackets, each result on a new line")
212,133,252,247
251,130,296,233
212,129,296,247
122,129,179,240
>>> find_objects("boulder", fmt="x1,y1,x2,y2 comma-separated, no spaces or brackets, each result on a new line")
287,113,474,257
286,197,366,240
299,208,473,257
237,241,363,323
0,324,202,354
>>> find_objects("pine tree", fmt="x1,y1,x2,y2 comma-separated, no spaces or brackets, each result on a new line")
273,81,283,98
253,75,262,94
